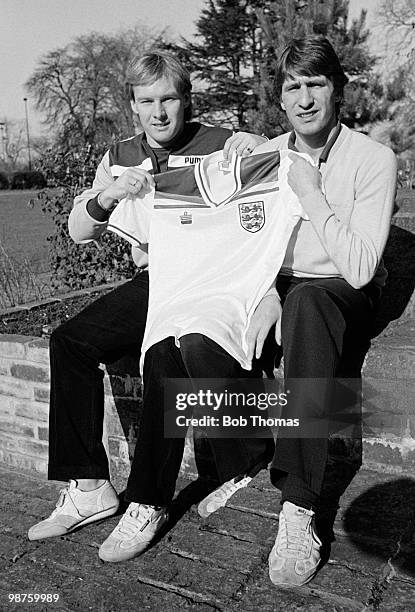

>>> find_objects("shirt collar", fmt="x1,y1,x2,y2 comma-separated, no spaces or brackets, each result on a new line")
287,121,342,167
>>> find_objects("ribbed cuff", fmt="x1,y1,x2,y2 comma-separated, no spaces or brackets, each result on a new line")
86,195,111,222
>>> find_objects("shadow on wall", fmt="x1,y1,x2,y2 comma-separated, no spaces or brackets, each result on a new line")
106,355,142,473
343,477,415,578
372,224,415,337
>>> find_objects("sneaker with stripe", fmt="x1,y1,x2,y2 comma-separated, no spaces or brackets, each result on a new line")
197,475,252,518
28,480,119,541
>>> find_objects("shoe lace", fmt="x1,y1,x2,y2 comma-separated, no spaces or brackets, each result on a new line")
116,503,154,536
49,484,72,517
279,512,312,557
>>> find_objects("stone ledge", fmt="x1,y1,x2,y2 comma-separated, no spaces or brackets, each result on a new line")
0,291,414,479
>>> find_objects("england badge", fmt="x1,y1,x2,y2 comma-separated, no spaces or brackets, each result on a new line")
238,201,265,233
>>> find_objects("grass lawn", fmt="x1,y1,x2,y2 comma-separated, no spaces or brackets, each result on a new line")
0,189,55,270
0,185,413,311
0,189,56,308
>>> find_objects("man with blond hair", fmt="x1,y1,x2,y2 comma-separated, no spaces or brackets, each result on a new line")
28,51,271,558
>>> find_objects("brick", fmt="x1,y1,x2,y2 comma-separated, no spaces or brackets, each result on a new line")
0,356,12,375
0,395,15,418
0,420,35,438
18,438,49,458
364,320,415,380
0,335,31,358
103,405,124,438
180,433,197,477
364,346,415,380
0,433,19,453
362,378,415,417
108,436,129,461
25,338,49,365
104,355,140,377
0,449,47,474
109,456,131,485
10,363,49,383
14,400,49,422
34,385,50,403
363,412,409,439
109,397,141,417
38,426,49,441
104,373,142,398
103,396,140,437
103,394,117,412
107,436,121,457
0,376,33,399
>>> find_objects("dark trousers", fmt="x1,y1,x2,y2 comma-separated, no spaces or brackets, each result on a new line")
48,273,274,501
125,334,275,506
48,273,150,481
271,275,380,509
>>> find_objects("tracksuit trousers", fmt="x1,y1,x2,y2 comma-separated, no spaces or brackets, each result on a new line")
47,272,274,505
48,269,378,511
271,275,380,510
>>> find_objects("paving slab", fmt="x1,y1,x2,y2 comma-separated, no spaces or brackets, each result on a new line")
377,577,415,612
1,464,415,611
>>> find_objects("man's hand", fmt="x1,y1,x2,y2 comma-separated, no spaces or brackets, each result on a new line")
246,294,282,363
99,168,155,210
223,132,268,161
287,152,322,200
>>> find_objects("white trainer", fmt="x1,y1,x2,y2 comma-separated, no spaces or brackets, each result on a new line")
269,501,322,587
197,475,252,518
28,480,119,541
98,503,168,562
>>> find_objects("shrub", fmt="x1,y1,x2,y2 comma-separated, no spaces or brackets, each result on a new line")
0,240,48,308
0,172,9,189
30,144,136,293
11,171,47,189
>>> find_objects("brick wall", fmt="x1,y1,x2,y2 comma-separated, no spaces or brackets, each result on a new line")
0,331,414,480
0,335,50,473
0,334,196,483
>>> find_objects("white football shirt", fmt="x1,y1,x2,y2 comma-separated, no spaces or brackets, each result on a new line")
108,149,307,370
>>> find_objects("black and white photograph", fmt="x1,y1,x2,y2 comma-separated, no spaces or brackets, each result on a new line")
0,0,414,610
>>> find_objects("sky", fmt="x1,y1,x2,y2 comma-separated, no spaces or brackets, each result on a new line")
0,0,382,135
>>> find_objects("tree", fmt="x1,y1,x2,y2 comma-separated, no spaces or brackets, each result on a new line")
0,119,27,172
0,118,47,174
378,0,415,60
167,0,380,136
369,64,415,184
252,0,380,135
164,0,265,129
25,26,167,149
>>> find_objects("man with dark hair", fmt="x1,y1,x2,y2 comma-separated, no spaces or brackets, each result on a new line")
27,51,269,554
251,35,397,587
